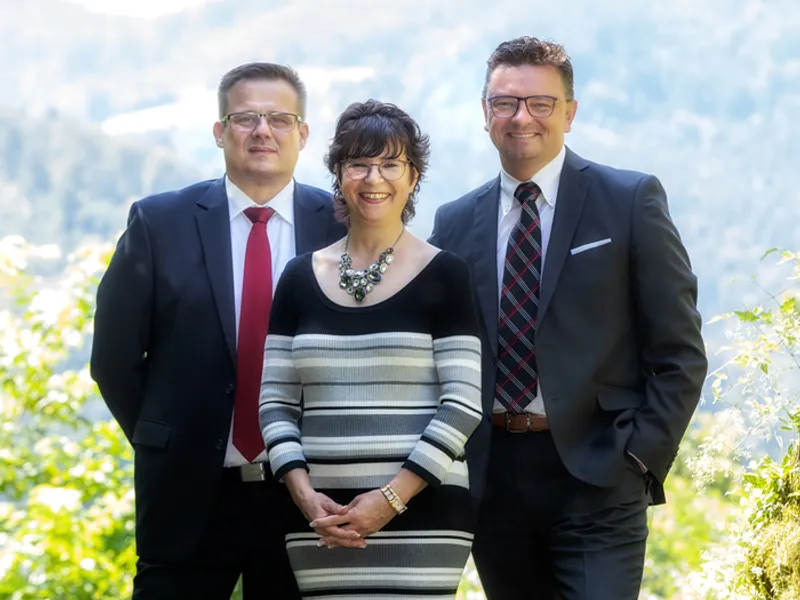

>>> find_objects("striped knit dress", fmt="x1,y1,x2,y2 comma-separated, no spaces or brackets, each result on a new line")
259,250,483,599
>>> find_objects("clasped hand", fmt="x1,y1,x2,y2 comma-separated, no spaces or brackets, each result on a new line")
307,489,398,549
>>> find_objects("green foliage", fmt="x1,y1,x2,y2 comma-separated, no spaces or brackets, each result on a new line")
682,249,800,600
0,237,136,599
642,412,741,599
737,416,800,599
1,238,797,599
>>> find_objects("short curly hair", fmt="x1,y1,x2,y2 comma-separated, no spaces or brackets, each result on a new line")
324,100,430,226
483,36,574,101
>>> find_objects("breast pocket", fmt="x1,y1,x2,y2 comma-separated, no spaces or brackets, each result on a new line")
556,238,622,317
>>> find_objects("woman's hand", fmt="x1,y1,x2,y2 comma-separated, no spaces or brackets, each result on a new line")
283,469,364,548
313,489,397,547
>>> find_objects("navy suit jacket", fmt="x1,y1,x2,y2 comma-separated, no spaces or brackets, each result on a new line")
90,177,346,561
430,148,708,506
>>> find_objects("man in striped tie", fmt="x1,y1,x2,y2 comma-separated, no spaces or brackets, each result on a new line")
91,63,345,599
430,36,707,599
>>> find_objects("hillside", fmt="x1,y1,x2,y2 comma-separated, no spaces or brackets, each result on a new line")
0,0,798,321
0,111,198,250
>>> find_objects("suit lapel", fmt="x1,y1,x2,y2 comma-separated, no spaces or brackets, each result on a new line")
472,177,501,357
196,178,237,366
294,183,334,255
537,148,591,325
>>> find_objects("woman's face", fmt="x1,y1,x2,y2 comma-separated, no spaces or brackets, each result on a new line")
338,148,417,228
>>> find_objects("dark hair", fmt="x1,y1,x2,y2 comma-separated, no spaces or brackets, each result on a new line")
324,100,430,226
483,36,574,101
217,62,307,118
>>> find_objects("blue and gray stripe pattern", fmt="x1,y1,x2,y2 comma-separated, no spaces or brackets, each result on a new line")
257,250,482,599
260,331,482,490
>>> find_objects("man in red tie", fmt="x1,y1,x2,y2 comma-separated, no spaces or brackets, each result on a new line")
91,63,346,599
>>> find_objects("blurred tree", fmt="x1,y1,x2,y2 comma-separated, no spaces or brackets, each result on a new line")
0,236,135,599
2,237,797,599
641,412,741,599
681,249,800,599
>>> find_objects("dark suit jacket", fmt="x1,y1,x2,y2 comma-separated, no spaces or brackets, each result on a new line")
429,148,708,505
90,177,346,561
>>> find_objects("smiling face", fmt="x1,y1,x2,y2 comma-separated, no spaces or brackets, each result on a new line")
338,149,418,228
483,64,577,181
212,78,308,188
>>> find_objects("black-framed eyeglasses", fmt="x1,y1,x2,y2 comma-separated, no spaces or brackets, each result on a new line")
485,95,563,119
221,111,304,132
342,159,413,182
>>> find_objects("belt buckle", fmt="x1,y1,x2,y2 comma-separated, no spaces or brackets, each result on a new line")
506,412,531,433
239,462,268,482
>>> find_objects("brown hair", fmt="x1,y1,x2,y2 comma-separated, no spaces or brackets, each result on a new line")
324,100,430,226
483,36,575,101
217,62,307,118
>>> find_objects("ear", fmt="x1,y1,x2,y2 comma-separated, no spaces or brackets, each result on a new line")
212,121,224,147
481,97,490,132
564,99,578,134
298,122,309,150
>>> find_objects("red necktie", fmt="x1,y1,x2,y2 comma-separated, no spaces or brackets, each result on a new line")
233,206,275,461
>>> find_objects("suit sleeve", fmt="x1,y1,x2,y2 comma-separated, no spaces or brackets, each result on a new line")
403,256,483,487
427,205,443,247
259,261,307,481
90,202,153,443
626,176,708,482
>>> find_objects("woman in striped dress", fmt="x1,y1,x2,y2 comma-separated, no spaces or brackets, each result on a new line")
259,100,483,599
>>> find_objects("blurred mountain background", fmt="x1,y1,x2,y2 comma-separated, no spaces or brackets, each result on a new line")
1,0,798,341
2,3,799,597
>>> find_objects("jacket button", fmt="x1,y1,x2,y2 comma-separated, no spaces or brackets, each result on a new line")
225,384,235,395
215,439,224,450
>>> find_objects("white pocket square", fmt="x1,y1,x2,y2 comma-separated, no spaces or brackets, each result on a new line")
570,238,612,255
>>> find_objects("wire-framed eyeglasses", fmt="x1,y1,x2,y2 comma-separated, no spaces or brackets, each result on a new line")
221,111,304,132
342,159,413,181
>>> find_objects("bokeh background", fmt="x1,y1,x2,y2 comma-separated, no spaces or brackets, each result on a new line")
1,1,799,598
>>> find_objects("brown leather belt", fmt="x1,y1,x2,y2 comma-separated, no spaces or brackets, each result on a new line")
492,412,550,433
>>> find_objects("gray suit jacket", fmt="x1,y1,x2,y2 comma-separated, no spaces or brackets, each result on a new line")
429,148,708,505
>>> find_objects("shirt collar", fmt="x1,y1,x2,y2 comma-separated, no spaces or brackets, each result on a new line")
225,176,295,226
500,144,566,212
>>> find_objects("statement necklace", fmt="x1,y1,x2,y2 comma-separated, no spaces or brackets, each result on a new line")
338,228,405,303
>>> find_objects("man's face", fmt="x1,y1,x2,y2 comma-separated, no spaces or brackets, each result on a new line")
483,64,577,176
213,78,308,185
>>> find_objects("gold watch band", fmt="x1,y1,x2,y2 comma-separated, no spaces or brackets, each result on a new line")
379,484,408,514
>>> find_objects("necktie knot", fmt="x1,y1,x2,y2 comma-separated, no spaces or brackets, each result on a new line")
514,181,541,206
244,206,275,225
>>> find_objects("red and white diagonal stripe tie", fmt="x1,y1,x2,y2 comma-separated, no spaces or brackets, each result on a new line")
496,181,542,414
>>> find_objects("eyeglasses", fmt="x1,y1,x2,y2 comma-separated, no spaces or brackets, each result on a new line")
485,95,563,119
221,111,304,132
342,160,413,182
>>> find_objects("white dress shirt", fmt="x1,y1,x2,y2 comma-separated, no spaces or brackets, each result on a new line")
224,176,296,467
493,145,566,416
